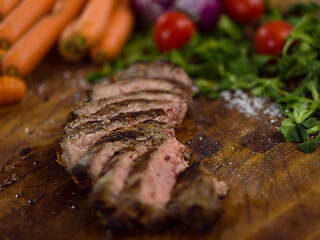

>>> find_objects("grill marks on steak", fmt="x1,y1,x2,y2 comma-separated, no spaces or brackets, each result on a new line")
60,110,170,172
58,61,226,231
72,121,174,193
64,108,168,135
70,91,187,121
67,98,187,129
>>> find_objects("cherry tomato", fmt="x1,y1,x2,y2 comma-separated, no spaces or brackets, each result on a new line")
153,11,196,53
254,20,293,55
224,0,265,24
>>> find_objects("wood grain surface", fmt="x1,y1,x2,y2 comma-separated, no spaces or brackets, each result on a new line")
0,53,320,240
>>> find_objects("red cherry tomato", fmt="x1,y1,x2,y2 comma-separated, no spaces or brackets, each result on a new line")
153,11,196,53
224,0,265,24
254,20,293,55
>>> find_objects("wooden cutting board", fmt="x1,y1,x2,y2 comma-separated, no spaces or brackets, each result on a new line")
0,53,320,240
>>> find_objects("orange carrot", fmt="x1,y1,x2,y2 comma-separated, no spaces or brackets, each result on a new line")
1,0,87,77
90,2,134,63
0,0,57,49
58,20,86,61
0,49,6,60
59,0,115,61
0,75,26,105
0,0,21,21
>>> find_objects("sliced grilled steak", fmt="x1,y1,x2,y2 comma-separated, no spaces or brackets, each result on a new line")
59,110,170,172
67,99,186,130
70,91,187,121
57,61,228,232
91,78,191,102
90,135,167,227
72,121,175,193
114,61,192,88
167,162,227,231
109,137,188,230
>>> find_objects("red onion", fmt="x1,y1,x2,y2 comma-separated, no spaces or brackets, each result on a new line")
174,0,223,32
132,0,175,23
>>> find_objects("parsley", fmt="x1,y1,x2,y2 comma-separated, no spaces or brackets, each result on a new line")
87,2,320,153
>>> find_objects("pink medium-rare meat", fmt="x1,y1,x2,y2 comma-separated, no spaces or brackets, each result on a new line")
109,137,188,229
89,138,164,216
136,138,187,207
96,144,150,199
71,121,175,193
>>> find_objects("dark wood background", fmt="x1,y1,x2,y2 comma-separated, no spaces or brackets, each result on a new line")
0,52,320,240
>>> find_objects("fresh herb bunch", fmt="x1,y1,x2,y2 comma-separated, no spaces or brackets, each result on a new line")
86,2,320,153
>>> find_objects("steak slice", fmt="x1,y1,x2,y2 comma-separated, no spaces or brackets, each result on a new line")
72,121,175,193
70,91,187,120
58,110,170,172
108,137,188,230
114,61,192,88
90,78,191,102
167,161,228,231
90,135,167,227
67,99,186,130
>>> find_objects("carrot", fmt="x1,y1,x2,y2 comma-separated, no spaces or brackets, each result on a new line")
1,0,87,77
59,0,115,61
0,0,21,21
0,0,57,49
0,49,6,60
58,20,86,61
90,2,134,63
0,76,26,105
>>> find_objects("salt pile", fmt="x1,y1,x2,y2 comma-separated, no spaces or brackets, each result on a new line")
220,90,282,121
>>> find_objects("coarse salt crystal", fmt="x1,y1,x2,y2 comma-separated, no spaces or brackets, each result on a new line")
221,90,282,119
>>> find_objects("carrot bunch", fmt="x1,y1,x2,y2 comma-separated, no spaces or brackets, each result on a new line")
59,0,134,62
0,0,134,105
0,0,21,21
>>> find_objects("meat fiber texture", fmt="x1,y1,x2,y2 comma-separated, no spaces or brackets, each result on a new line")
57,61,227,231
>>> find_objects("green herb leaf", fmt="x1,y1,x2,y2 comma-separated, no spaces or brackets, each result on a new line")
298,139,320,153
279,125,294,142
301,117,318,128
86,71,105,83
298,125,309,141
290,125,302,142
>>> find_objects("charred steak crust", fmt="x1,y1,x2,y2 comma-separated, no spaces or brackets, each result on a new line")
70,90,186,120
60,110,170,173
72,121,175,194
167,162,223,231
65,109,167,135
66,98,185,129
